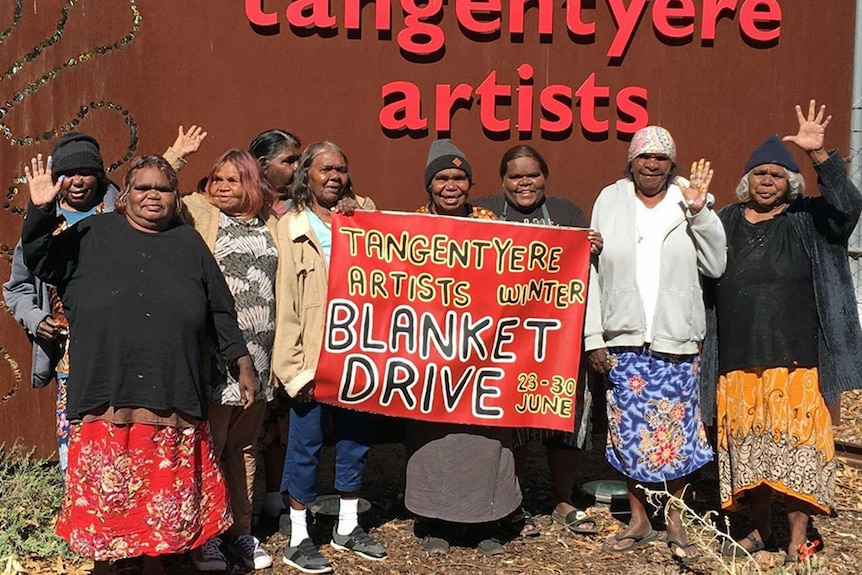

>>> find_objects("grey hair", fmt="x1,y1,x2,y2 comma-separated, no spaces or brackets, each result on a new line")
735,167,806,202
288,141,354,210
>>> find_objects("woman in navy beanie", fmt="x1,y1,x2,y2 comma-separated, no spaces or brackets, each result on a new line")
703,100,862,563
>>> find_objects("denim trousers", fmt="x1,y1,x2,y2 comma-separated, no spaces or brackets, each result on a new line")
281,400,374,504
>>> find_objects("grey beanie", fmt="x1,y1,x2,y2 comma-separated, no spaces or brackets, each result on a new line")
51,132,105,179
424,139,472,189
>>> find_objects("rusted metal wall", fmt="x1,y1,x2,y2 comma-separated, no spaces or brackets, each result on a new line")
0,0,855,457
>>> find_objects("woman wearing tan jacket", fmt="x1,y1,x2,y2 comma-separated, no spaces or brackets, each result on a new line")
273,141,385,574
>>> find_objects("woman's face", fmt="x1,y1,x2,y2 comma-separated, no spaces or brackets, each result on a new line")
502,156,546,209
308,149,349,209
207,161,247,216
125,166,177,233
631,153,672,197
263,145,300,198
57,169,100,211
429,168,471,215
747,163,789,210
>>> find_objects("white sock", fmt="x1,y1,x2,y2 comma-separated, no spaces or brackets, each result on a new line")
289,508,309,547
337,498,359,536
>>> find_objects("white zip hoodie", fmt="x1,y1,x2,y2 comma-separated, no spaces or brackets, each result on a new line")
584,177,727,355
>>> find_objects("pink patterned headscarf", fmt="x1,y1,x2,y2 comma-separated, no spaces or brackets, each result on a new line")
627,126,677,163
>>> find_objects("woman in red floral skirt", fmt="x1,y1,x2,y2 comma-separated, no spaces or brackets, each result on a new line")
21,154,258,574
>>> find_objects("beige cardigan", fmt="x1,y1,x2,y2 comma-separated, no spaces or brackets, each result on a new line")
271,209,328,397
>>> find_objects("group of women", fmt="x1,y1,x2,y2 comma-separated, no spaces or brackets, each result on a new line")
6,98,861,573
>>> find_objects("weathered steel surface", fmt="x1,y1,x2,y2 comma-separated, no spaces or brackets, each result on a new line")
0,0,855,456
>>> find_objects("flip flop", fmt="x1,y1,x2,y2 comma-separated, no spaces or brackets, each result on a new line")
667,538,701,565
551,509,599,535
601,529,658,553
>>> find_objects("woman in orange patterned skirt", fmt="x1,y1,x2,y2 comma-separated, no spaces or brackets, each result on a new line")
703,101,862,564
21,155,258,575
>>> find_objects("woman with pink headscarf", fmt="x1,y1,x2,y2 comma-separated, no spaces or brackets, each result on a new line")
584,126,726,564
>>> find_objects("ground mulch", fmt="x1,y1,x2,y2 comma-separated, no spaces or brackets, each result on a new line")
37,391,862,575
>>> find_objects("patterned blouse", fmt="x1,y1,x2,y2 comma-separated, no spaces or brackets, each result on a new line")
210,211,278,405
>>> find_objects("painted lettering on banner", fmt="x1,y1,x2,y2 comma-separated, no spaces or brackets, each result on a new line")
313,210,591,431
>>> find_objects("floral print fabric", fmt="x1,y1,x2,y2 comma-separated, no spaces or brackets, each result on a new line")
56,375,69,470
605,348,713,482
56,419,232,560
717,367,835,513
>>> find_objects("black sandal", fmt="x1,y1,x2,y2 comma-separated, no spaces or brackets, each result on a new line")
514,508,541,538
551,508,598,535
721,531,777,557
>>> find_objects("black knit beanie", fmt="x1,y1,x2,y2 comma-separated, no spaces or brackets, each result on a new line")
424,139,472,189
51,132,105,179
743,134,800,174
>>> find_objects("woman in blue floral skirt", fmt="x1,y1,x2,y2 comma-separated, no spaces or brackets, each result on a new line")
584,126,726,564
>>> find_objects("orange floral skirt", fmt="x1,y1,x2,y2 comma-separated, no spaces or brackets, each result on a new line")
56,419,233,560
717,367,835,513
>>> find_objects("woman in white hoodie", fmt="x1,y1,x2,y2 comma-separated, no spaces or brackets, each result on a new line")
584,126,726,564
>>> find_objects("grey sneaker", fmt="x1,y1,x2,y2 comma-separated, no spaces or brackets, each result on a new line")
421,535,450,555
230,534,273,570
330,525,388,560
191,537,227,572
476,538,504,556
282,538,332,574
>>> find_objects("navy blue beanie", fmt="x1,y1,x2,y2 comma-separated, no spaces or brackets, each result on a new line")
743,135,799,174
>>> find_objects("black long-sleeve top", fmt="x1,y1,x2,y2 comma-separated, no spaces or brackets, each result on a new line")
22,203,248,420
701,150,862,424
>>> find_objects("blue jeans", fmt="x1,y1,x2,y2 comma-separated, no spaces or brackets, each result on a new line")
281,401,374,505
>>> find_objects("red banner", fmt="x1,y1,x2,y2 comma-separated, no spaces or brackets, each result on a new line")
314,211,591,431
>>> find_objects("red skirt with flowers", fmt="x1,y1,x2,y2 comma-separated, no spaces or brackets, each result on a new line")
56,419,233,560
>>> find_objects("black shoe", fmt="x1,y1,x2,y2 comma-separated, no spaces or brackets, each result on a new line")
330,525,388,560
282,538,333,574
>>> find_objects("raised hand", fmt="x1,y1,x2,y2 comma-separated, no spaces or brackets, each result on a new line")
681,158,713,215
24,154,65,210
170,125,208,158
783,99,830,160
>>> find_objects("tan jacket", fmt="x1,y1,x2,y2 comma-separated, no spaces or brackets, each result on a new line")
181,192,281,388
181,192,280,250
271,208,328,397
